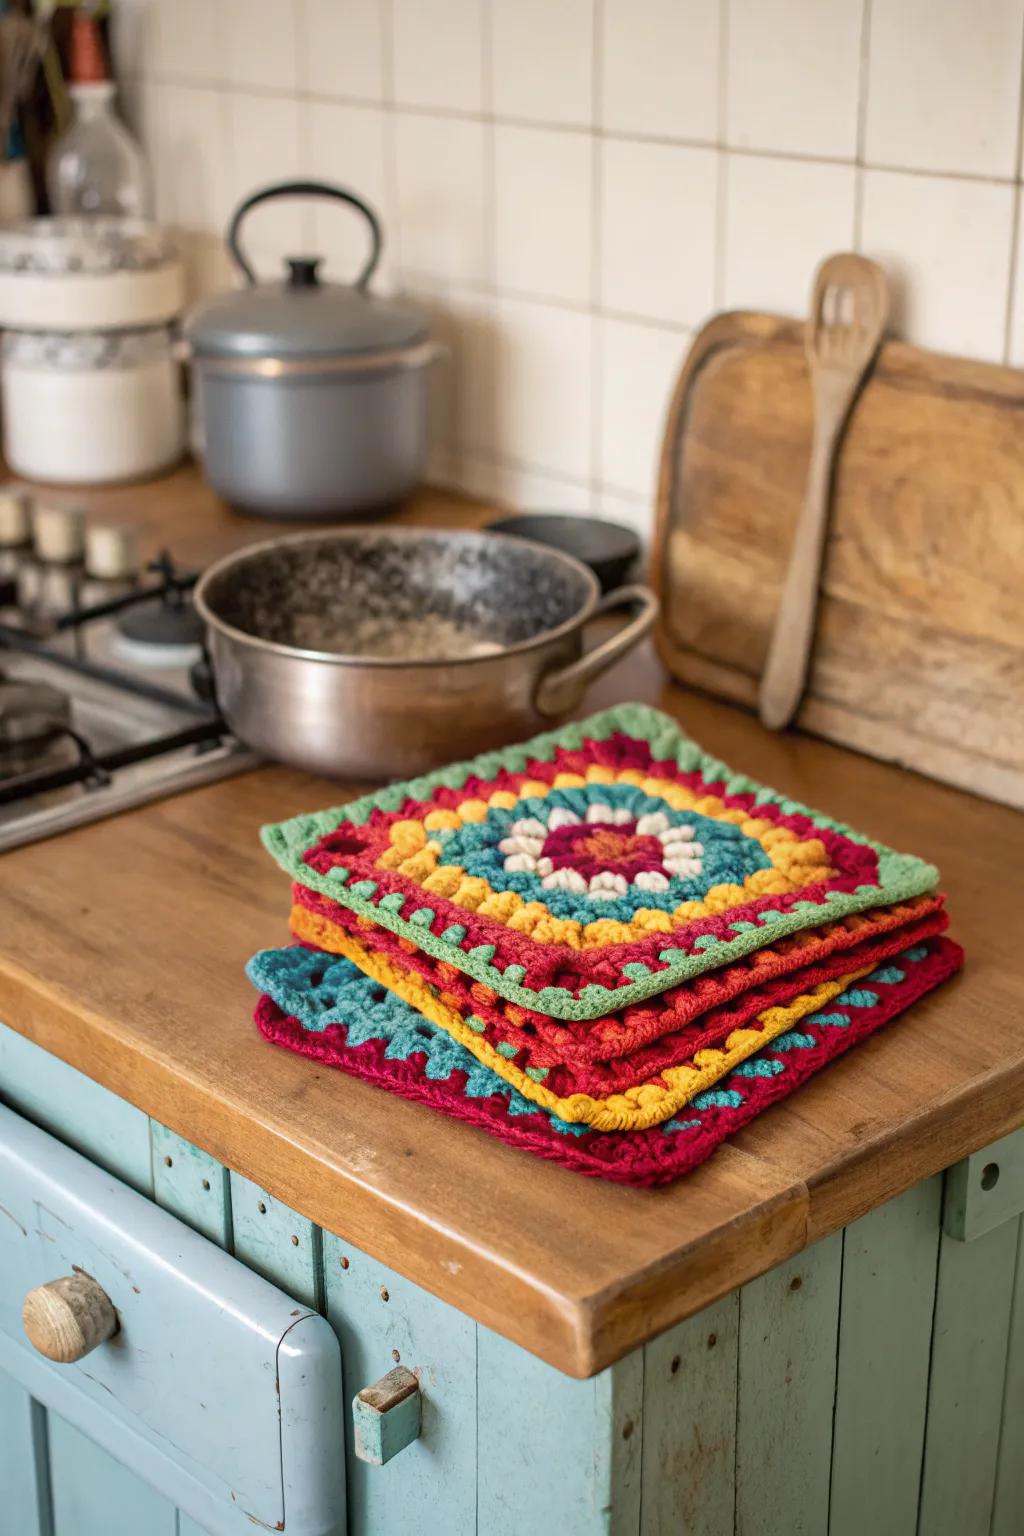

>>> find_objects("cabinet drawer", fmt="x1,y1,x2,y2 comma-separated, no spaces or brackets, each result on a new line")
0,1103,345,1536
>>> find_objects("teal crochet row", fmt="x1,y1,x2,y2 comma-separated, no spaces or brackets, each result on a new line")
247,942,928,1141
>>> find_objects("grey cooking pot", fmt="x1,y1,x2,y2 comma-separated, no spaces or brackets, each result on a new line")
185,181,439,519
194,527,658,780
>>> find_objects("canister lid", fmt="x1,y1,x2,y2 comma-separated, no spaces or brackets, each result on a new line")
185,256,429,361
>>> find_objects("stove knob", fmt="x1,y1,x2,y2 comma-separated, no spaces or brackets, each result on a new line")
33,503,86,565
0,486,31,547
85,523,140,582
23,1273,118,1363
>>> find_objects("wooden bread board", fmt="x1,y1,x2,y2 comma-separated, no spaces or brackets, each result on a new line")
650,310,1024,810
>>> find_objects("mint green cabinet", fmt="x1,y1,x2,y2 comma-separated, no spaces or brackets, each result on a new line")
2,1018,1023,1536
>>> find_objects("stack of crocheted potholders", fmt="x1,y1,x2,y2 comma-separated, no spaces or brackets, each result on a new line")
250,703,963,1186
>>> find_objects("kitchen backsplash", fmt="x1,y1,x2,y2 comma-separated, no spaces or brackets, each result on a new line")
114,0,1024,539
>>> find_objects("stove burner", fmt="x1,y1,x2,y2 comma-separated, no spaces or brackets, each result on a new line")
0,538,253,849
0,677,72,749
0,677,77,779
112,596,205,668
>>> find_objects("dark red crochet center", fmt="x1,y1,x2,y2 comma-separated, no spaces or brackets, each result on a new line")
542,820,667,881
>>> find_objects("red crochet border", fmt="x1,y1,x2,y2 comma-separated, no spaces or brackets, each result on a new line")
254,935,964,1187
291,900,949,1100
293,882,946,1071
299,731,883,994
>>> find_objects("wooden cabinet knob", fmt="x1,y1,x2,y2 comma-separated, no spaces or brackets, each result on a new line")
22,1273,118,1363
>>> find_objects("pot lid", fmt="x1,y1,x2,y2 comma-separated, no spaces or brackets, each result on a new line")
185,256,429,360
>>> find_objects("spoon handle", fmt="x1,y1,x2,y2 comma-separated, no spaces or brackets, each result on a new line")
758,253,889,732
758,403,845,730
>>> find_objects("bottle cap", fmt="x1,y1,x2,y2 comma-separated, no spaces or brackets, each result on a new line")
69,11,109,86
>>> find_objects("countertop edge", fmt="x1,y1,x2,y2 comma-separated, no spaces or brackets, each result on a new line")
0,954,815,1378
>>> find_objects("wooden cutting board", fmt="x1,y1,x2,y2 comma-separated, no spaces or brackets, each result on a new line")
650,310,1024,810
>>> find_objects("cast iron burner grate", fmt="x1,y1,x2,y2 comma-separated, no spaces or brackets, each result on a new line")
0,546,257,850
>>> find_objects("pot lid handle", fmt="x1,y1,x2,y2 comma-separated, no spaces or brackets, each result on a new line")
226,180,383,289
286,257,323,287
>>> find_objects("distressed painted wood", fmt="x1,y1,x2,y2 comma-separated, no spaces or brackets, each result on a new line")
324,1228,476,1536
352,1365,422,1465
229,1170,322,1308
477,1327,643,1536
944,1126,1024,1242
0,1021,152,1193
991,1218,1024,1536
151,1123,233,1248
829,1178,942,1536
0,1104,344,1536
0,1372,52,1536
918,1217,1020,1535
48,1413,177,1536
5,1026,1024,1536
735,1232,843,1536
639,1291,738,1536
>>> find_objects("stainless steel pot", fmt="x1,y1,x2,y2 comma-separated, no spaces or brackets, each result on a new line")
194,527,658,780
184,181,439,519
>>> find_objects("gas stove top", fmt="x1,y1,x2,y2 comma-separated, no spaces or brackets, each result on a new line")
0,533,257,852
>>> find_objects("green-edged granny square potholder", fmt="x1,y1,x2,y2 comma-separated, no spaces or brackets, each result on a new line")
261,703,939,1021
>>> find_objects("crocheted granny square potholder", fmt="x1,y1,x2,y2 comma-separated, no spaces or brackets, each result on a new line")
249,937,964,1186
291,883,948,1087
262,703,939,1021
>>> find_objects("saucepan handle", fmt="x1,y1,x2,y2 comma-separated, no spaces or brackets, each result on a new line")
534,584,658,719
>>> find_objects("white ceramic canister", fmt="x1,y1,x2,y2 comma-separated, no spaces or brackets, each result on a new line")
0,217,185,331
1,327,184,484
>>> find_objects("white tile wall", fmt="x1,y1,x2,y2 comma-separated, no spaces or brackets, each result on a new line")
865,0,1023,179
222,0,299,93
725,0,864,160
119,0,1024,542
600,139,717,325
600,0,720,142
490,0,593,128
722,155,858,314
302,0,385,101
860,170,1016,360
392,111,488,283
391,0,484,114
493,124,592,303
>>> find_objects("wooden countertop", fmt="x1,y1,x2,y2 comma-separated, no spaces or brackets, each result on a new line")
1,464,1022,1378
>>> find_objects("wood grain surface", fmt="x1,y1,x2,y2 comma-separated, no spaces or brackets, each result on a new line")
651,311,1024,809
0,465,1021,1377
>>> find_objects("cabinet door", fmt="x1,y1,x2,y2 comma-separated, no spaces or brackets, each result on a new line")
0,1103,345,1536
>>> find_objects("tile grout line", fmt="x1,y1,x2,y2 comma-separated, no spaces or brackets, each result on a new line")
472,0,498,498
713,0,731,307
132,70,1024,191
293,0,315,252
589,0,604,502
852,0,874,249
1000,14,1024,364
379,0,402,277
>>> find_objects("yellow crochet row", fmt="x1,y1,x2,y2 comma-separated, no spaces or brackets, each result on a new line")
370,763,836,952
291,903,870,1131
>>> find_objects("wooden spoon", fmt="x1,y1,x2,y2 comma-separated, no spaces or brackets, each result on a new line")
758,253,890,730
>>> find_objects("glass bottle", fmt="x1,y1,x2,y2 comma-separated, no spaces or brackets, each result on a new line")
46,11,152,219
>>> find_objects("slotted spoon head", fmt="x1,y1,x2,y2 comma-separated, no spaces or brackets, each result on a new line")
806,252,890,380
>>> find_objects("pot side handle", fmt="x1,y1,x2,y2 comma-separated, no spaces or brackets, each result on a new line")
534,584,659,719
